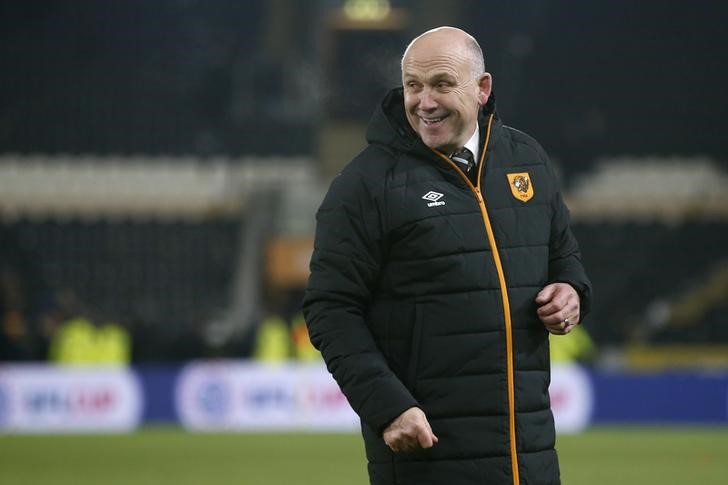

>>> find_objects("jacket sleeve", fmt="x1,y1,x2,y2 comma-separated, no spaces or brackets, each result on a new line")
302,166,418,433
547,165,593,319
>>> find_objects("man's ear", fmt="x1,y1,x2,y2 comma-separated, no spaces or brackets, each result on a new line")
477,73,493,106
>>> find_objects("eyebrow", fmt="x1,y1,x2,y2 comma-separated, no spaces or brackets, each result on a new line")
403,71,456,83
431,73,455,82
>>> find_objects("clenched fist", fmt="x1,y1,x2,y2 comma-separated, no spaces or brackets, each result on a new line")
383,407,439,453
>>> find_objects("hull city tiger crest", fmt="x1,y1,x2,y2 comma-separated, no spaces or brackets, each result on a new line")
506,172,534,202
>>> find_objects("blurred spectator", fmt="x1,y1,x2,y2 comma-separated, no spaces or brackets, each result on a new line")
251,309,322,363
291,312,321,362
49,314,131,366
252,313,290,362
550,325,596,365
49,316,96,364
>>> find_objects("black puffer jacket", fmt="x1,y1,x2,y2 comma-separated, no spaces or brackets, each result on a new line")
303,88,592,485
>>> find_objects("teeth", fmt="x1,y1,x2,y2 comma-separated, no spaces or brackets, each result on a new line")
422,117,443,124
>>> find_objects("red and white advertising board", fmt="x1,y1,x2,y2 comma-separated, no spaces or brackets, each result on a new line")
0,365,142,433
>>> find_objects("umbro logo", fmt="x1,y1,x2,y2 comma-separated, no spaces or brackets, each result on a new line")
422,191,445,207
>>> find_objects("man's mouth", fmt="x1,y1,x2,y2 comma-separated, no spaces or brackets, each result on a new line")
420,114,449,126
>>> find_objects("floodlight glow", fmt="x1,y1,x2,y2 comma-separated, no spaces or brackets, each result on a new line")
343,0,391,22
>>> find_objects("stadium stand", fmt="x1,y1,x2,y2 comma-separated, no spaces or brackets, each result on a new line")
572,220,728,345
0,155,320,362
1,217,240,361
1,154,727,365
567,157,728,222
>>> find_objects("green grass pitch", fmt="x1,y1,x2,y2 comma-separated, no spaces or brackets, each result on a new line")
1,426,726,484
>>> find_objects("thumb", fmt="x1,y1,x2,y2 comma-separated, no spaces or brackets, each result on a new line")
416,425,435,448
417,428,434,448
535,284,557,305
426,419,438,444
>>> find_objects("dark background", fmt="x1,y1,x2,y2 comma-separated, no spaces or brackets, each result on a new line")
1,0,726,172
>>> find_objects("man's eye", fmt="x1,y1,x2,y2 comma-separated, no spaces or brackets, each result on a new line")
437,82,451,90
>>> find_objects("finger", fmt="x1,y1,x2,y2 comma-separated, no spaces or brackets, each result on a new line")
544,304,580,326
404,435,424,452
394,441,410,453
546,323,569,335
387,437,408,453
425,420,437,442
563,322,577,334
547,319,578,335
544,319,566,330
537,290,573,318
537,302,564,320
541,310,572,326
545,322,560,334
423,414,438,445
543,317,571,330
541,296,579,323
384,430,408,451
428,423,439,444
416,425,434,448
534,285,557,305
384,436,396,450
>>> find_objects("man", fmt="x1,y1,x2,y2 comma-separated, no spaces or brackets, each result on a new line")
303,26,592,485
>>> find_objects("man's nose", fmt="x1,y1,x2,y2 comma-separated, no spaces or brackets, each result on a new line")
418,88,437,111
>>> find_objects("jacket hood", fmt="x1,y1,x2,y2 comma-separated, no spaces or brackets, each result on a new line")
365,87,498,156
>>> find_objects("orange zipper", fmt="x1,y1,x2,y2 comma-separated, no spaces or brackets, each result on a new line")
433,113,520,484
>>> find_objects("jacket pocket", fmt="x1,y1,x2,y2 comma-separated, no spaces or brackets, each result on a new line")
406,303,424,393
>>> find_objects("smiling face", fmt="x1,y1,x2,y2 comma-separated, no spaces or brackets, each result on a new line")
402,28,491,153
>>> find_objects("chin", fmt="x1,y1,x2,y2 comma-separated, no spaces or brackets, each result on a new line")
420,136,449,151
429,141,456,153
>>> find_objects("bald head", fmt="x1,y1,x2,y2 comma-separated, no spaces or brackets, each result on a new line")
400,26,492,153
401,27,485,80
